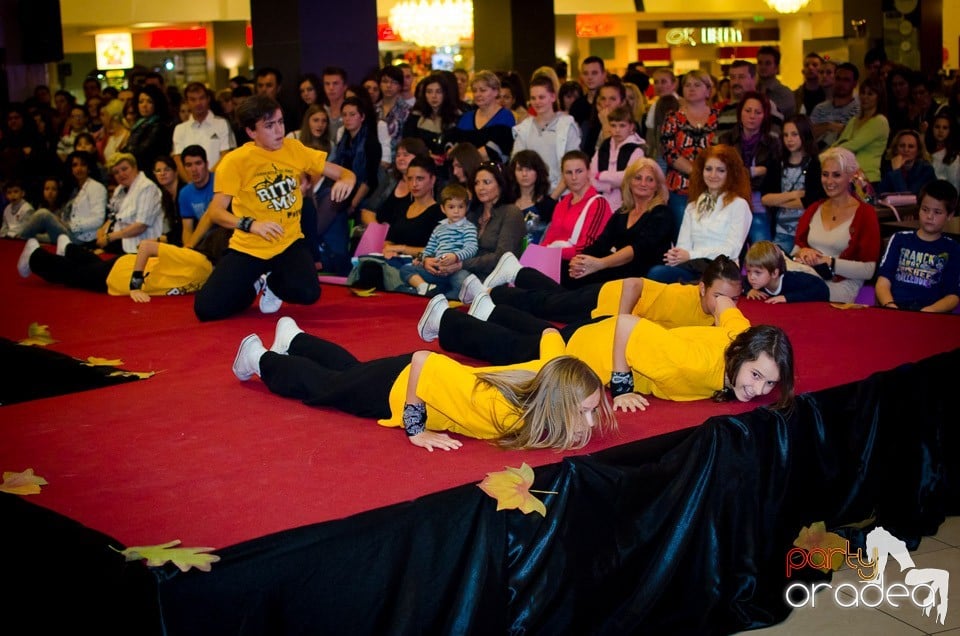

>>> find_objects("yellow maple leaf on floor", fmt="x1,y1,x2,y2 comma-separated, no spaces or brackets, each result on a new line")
793,521,847,572
19,322,57,347
0,468,48,495
349,287,378,297
478,463,553,517
830,302,867,310
108,370,156,379
118,540,220,573
82,356,124,367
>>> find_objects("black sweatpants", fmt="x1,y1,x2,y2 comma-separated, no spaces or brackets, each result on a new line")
489,267,605,324
259,332,412,420
29,244,115,293
193,239,320,322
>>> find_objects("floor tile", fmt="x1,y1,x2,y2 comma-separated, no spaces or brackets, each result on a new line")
933,517,960,548
872,547,959,633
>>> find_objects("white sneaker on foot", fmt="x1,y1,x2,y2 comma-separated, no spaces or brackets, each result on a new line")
259,276,282,314
17,238,40,278
417,294,449,342
233,334,266,381
458,273,485,304
55,234,71,256
467,290,495,321
483,252,522,289
270,317,303,354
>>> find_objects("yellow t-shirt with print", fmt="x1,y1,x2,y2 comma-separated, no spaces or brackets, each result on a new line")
592,278,716,328
217,138,328,259
106,243,213,296
379,331,567,438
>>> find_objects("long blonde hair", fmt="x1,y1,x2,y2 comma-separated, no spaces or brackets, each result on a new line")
475,356,616,450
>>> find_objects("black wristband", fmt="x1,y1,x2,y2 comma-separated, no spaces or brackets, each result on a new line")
238,217,255,232
402,403,427,436
129,270,145,290
610,371,635,398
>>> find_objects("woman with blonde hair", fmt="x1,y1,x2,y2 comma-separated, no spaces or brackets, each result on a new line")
448,70,516,163
232,317,616,452
791,146,881,302
647,144,752,283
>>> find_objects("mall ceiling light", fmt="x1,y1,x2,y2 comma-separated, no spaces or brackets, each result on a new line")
763,0,811,13
388,0,474,48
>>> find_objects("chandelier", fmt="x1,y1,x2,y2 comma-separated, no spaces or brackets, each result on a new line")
763,0,811,13
388,0,474,48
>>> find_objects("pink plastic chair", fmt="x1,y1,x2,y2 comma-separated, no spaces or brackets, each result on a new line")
518,243,562,284
319,222,390,285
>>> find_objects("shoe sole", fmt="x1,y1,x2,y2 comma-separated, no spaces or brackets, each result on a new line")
233,334,260,381
417,295,446,342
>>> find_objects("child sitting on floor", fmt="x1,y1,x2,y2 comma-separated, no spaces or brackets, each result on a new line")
875,179,960,313
744,240,829,304
1,179,35,238
400,183,478,295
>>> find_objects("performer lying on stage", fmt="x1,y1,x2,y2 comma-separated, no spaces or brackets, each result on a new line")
231,317,617,452
418,292,795,411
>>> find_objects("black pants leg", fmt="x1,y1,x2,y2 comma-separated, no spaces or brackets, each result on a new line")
194,248,266,321
265,239,322,306
29,245,115,292
437,309,540,365
490,279,604,323
259,333,410,419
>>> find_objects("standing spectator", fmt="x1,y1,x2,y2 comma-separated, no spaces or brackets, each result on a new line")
794,53,825,115
755,45,796,120
643,67,678,137
928,112,960,190
362,72,383,108
125,85,173,173
255,66,299,135
297,73,323,115
569,56,606,126
172,82,236,181
809,62,860,148
402,72,462,171
558,81,584,116
818,60,837,101
377,66,411,165
580,79,627,156
660,70,721,237
498,71,529,124
835,75,889,184
512,75,581,199
397,62,416,109
719,91,781,242
448,71,515,164
193,95,356,321
56,105,89,162
323,67,349,143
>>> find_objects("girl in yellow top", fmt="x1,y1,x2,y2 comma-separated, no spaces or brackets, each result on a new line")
231,317,616,453
609,295,795,412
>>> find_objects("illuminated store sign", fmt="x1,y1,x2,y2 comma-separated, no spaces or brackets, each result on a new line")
665,27,743,46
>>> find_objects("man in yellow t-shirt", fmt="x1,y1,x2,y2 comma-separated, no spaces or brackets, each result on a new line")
194,95,356,322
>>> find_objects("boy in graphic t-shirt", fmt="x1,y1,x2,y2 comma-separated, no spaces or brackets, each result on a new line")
194,95,356,321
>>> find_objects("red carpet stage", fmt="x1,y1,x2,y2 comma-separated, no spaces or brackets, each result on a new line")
2,237,958,635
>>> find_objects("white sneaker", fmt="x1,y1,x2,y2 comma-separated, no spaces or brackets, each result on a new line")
17,238,40,278
482,252,522,289
233,334,266,381
55,234,71,256
258,276,282,314
458,273,485,304
467,290,495,321
270,317,303,354
417,294,449,342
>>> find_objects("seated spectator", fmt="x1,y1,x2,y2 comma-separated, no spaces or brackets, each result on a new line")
927,112,960,191
879,129,936,196
875,179,960,312
152,155,185,246
589,105,644,212
743,240,828,303
56,105,89,162
400,183,478,295
558,81,584,116
809,62,860,148
505,150,556,245
177,145,216,247
1,179,35,238
498,71,529,124
447,141,482,190
540,150,614,282
125,85,174,173
376,66,411,163
96,153,164,254
18,152,107,247
401,73,461,171
647,144,752,283
360,137,430,228
100,110,129,164
791,147,881,302
761,115,825,253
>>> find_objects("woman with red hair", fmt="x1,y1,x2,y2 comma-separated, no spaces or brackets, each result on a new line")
646,144,752,283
